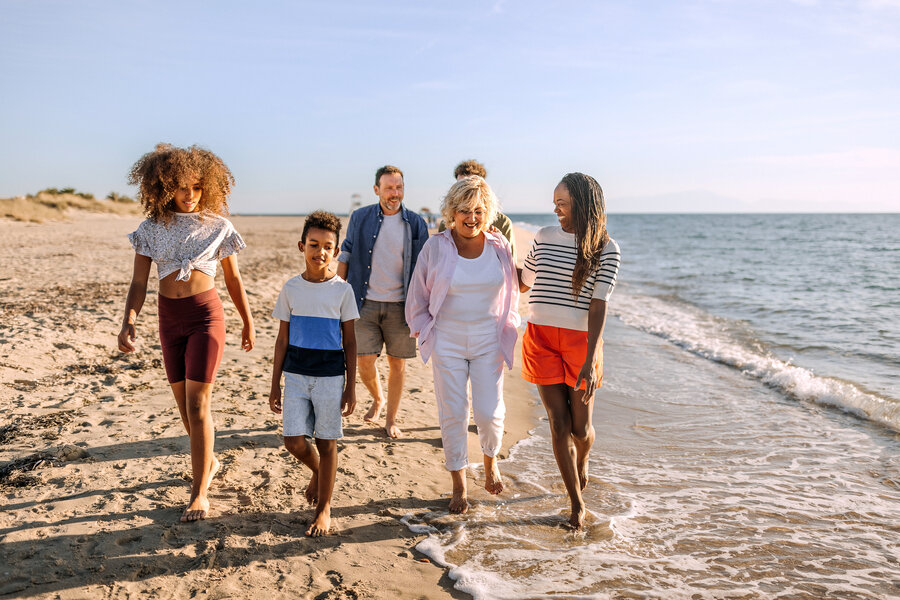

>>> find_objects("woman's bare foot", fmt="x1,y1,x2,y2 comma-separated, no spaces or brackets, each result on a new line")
364,401,383,423
449,468,468,514
483,454,503,495
569,500,586,530
181,495,210,522
208,456,220,487
306,511,331,537
385,420,402,439
305,473,319,505
577,455,589,492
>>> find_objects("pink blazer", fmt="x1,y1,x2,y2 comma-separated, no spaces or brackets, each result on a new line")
405,229,520,367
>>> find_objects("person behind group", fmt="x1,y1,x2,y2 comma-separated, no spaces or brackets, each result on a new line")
117,143,255,522
518,172,620,529
438,160,517,260
269,210,358,537
337,165,429,438
406,176,520,514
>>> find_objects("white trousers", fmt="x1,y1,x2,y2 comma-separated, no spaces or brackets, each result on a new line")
431,329,506,472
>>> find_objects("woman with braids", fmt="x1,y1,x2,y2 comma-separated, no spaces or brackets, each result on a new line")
117,143,255,522
518,172,620,529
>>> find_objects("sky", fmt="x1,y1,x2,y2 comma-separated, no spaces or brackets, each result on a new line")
1,0,899,214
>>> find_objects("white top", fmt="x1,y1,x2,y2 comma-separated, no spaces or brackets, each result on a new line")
128,213,245,281
435,245,505,335
521,226,620,331
366,211,405,302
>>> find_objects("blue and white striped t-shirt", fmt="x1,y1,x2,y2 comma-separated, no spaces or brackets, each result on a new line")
272,274,359,377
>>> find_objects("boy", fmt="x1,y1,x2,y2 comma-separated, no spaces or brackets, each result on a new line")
269,210,358,536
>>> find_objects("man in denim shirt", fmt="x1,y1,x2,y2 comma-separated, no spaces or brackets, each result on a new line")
337,165,429,438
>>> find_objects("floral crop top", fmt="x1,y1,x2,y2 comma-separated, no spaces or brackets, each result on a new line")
128,213,246,281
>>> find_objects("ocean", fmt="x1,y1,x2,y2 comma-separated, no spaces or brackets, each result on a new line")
404,213,900,599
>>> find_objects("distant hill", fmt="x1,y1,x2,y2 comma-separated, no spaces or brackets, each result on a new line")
0,190,142,223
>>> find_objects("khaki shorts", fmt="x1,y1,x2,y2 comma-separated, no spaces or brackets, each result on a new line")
357,300,417,358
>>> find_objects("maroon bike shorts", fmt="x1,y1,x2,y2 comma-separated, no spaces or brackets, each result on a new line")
157,288,226,384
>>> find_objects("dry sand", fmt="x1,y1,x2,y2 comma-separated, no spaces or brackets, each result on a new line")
0,213,540,599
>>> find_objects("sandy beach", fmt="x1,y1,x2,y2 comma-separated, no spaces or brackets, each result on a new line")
0,212,540,599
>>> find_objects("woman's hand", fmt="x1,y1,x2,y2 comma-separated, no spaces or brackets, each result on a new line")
575,360,600,402
241,322,255,352
118,323,137,353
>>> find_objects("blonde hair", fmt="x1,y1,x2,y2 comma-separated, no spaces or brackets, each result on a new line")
440,176,498,229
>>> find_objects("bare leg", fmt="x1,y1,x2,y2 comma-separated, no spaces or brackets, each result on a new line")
483,453,503,495
449,468,468,514
285,436,320,505
359,354,385,423
384,355,405,438
307,438,337,536
568,387,595,493
538,383,585,529
181,379,216,522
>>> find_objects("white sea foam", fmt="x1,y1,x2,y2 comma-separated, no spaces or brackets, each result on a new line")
611,290,900,432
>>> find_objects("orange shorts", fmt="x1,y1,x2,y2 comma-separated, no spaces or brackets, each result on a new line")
521,322,603,390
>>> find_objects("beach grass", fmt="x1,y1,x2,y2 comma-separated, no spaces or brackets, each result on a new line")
0,190,142,223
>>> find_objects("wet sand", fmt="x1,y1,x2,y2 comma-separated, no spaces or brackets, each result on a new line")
0,213,539,599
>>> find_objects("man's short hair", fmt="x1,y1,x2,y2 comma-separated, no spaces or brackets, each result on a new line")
454,160,487,179
375,165,404,187
301,210,342,244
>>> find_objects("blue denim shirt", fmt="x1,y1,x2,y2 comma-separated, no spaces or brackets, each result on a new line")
338,203,429,309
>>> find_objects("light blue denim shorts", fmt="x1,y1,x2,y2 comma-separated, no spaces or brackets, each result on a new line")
283,373,345,439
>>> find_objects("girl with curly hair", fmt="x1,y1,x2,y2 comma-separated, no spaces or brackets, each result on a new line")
518,172,621,529
117,143,255,522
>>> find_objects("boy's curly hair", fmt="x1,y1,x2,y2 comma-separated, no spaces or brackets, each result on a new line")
301,210,342,244
128,143,234,223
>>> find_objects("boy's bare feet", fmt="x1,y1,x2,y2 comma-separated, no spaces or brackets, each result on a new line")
306,511,331,537
363,401,383,423
577,455,589,492
569,500,586,530
385,420,402,439
181,495,209,522
483,454,503,495
305,473,318,505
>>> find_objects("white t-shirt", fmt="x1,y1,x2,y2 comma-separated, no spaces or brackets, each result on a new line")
521,226,620,331
366,212,405,302
435,245,505,335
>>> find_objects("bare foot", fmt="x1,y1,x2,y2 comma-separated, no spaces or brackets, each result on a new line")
385,421,402,438
181,495,209,522
364,400,384,423
306,511,331,537
569,500,586,530
449,492,468,514
305,473,318,505
484,455,503,495
208,456,221,489
577,455,589,492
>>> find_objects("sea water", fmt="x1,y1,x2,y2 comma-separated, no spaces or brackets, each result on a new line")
404,213,900,599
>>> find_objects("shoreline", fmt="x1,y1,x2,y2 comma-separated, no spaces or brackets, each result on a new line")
0,212,540,599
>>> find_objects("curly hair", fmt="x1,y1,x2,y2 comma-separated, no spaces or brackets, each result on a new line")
301,210,342,244
440,176,498,230
128,143,234,223
453,159,487,179
374,165,404,187
559,173,610,297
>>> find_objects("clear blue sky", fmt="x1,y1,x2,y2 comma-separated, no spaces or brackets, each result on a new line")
2,0,899,213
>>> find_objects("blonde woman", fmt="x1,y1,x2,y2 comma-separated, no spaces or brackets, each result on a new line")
406,176,520,514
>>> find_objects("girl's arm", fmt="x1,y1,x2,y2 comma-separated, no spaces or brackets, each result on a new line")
221,254,255,351
118,254,152,353
575,298,608,402
341,319,357,416
269,320,289,414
